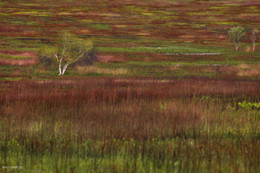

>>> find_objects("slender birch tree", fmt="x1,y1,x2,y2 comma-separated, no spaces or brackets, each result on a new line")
228,26,245,51
251,29,259,51
38,31,93,75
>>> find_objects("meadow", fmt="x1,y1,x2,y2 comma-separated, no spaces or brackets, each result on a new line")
0,78,259,172
0,0,260,172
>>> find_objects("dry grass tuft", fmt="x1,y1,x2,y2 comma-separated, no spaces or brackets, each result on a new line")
236,64,260,77
76,66,129,75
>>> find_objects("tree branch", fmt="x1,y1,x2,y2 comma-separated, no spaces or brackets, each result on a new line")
68,53,85,65
54,54,59,61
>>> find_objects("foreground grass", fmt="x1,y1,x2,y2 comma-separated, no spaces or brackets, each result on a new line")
0,78,259,172
2,138,259,173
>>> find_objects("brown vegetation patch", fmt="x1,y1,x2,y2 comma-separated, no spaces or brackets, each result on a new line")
73,29,91,34
1,78,259,105
0,50,38,66
0,77,259,140
0,50,36,58
245,46,253,52
0,59,38,66
218,64,260,78
97,54,126,63
236,64,260,77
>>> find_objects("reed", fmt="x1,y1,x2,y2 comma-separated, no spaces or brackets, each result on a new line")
0,77,259,172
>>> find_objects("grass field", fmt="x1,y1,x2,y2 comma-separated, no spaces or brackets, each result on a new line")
0,78,259,172
0,0,259,172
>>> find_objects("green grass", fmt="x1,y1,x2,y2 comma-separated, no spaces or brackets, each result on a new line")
0,77,22,81
0,54,30,60
98,45,221,54
2,138,258,173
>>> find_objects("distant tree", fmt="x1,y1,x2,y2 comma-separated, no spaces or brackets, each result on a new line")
228,26,245,51
38,31,93,75
251,28,259,51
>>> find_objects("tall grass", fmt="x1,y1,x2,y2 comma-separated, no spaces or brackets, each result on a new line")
0,78,259,172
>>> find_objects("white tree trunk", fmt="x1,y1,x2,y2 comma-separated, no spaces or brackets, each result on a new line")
58,58,62,75
61,63,69,75
56,53,83,75
253,40,256,51
235,42,239,51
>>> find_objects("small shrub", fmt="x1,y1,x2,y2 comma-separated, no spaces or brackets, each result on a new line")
238,100,260,110
228,26,245,51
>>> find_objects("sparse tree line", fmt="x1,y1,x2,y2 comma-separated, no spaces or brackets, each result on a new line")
228,26,259,51
38,27,258,76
